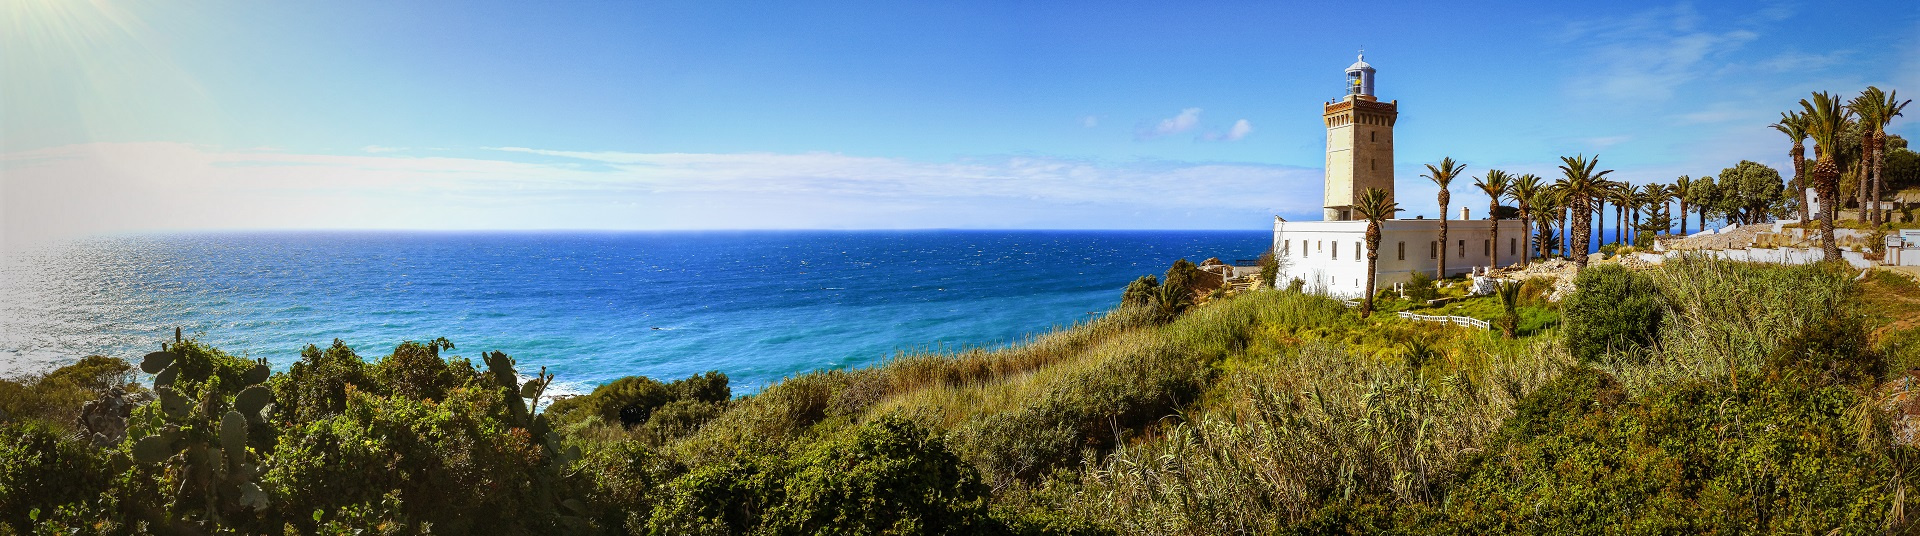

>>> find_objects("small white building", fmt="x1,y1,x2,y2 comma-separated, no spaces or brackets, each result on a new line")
1275,213,1527,297
1272,56,1530,298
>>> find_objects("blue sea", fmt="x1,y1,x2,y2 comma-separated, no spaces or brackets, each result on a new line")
0,230,1269,395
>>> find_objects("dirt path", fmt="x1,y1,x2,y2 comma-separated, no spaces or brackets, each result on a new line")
1867,267,1920,340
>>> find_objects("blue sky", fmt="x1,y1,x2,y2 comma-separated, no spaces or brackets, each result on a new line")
3,0,1917,244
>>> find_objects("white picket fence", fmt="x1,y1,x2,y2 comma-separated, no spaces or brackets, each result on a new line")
1395,311,1491,330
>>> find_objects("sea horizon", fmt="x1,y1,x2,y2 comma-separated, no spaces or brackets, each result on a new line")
1,228,1273,394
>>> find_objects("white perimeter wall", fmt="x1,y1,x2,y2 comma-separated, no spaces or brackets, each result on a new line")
1273,218,1529,297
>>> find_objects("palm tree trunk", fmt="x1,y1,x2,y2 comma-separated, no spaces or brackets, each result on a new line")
1595,200,1605,248
1614,204,1624,244
1680,199,1689,234
1560,207,1569,257
1857,164,1870,223
1871,133,1885,224
1489,202,1500,270
1572,197,1593,267
1631,206,1640,245
1363,248,1378,317
1436,212,1448,279
1791,143,1809,221
1815,158,1841,261
1520,211,1532,267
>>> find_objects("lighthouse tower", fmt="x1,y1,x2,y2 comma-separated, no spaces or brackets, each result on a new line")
1321,55,1399,221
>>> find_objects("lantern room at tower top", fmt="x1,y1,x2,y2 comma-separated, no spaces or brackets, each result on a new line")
1345,54,1376,98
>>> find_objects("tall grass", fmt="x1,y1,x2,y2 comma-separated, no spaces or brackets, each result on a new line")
1614,254,1860,393
1071,336,1566,534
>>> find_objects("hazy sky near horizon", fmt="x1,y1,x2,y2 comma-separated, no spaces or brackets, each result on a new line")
4,0,1917,246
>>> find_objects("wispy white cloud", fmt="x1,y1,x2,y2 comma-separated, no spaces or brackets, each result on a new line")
1199,118,1255,142
1752,50,1851,73
361,145,405,153
1081,115,1099,128
2,143,1322,246
1227,119,1254,141
1561,4,1761,102
1139,108,1202,139
1580,135,1632,149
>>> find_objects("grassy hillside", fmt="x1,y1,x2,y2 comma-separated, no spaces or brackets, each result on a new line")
3,256,1917,534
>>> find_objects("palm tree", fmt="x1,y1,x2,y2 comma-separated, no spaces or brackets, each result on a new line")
1801,92,1853,261
1592,182,1607,248
1769,112,1811,221
1475,170,1513,269
1556,154,1614,267
1421,157,1466,279
1508,174,1544,267
1531,186,1564,259
1850,87,1911,224
1610,181,1631,245
1556,185,1571,258
1353,187,1401,319
1496,280,1521,339
1673,175,1693,235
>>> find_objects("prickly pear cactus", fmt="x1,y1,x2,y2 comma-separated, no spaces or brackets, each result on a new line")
129,336,277,523
478,350,590,527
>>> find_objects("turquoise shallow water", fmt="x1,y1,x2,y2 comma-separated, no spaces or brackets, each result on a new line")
0,230,1268,394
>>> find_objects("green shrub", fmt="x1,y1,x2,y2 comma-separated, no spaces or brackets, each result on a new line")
1767,312,1883,386
370,338,478,403
549,376,673,428
272,340,374,425
1445,367,1901,534
549,371,732,431
571,437,669,531
671,371,732,404
265,386,550,534
645,447,788,535
638,398,727,444
1403,271,1439,303
41,355,137,393
1163,259,1201,294
764,415,993,535
1120,275,1158,307
1257,249,1279,290
1562,265,1664,364
0,420,116,533
1,356,137,434
949,338,1206,486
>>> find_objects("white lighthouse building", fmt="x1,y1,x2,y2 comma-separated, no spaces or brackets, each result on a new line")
1273,56,1526,297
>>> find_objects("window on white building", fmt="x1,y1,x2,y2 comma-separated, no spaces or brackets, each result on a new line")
1331,241,1337,260
1430,241,1438,260
1483,240,1490,256
1458,240,1465,258
1397,241,1405,261
1354,242,1361,261
1510,238,1517,256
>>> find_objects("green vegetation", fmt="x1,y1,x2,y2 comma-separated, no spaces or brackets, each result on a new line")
1712,160,1789,225
3,257,1918,534
1562,264,1664,364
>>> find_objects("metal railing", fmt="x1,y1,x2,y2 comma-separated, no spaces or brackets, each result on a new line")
1395,311,1491,330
